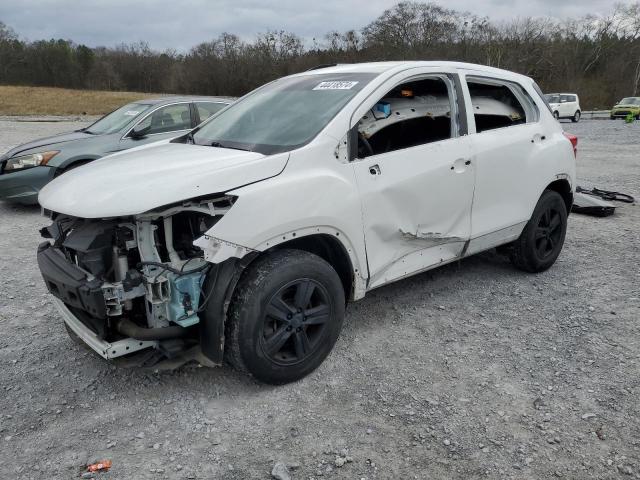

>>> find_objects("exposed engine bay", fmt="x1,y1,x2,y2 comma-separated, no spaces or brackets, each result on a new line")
37,195,236,361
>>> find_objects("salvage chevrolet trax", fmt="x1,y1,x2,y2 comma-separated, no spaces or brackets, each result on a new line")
37,62,577,384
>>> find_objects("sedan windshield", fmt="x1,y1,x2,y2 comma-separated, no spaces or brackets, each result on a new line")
86,102,153,135
193,73,377,154
619,97,640,105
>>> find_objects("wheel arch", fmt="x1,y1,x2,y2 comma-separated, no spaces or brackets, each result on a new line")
265,233,355,303
198,232,359,366
545,178,573,213
55,156,100,174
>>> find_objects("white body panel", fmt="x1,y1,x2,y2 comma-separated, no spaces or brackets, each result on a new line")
352,137,474,288
39,61,576,300
39,143,287,217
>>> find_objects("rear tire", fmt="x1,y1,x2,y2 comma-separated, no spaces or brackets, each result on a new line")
572,110,581,123
225,249,345,384
509,190,568,273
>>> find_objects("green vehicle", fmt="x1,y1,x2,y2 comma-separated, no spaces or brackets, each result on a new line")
0,96,232,205
610,97,640,119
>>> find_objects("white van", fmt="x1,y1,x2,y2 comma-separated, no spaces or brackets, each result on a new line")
545,93,581,122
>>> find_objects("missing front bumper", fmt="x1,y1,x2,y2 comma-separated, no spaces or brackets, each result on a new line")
53,297,156,359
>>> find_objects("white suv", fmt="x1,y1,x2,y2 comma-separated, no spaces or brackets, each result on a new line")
545,93,581,122
37,62,577,384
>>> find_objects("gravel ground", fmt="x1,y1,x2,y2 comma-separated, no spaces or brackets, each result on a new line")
0,118,639,479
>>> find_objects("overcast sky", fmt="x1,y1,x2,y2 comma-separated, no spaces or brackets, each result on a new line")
0,0,624,51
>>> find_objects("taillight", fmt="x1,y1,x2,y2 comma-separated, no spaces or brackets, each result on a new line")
563,132,578,158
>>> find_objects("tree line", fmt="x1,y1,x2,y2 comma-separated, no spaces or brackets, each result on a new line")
1,1,639,109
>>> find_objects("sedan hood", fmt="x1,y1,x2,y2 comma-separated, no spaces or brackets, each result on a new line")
39,143,288,218
3,130,92,158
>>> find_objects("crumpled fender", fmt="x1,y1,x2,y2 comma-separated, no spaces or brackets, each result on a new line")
192,139,368,299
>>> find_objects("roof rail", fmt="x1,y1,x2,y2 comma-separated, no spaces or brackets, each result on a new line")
305,63,338,71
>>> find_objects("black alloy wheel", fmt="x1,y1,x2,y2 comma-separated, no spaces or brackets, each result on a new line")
533,206,563,261
225,249,345,384
260,278,331,365
509,190,568,273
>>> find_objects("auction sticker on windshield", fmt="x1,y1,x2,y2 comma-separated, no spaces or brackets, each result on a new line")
313,81,359,90
124,110,140,116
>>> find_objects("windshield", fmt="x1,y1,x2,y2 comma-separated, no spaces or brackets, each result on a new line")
192,73,377,154
545,94,560,103
619,97,640,105
86,102,153,135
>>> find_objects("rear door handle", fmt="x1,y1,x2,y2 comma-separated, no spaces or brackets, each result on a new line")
451,158,471,172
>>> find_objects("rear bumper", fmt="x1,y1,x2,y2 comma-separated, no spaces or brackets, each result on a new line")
53,297,156,359
0,165,55,204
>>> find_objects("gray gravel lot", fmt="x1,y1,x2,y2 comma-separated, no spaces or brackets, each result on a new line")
0,118,639,479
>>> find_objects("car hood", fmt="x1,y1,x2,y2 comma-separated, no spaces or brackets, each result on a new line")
39,143,288,218
3,130,93,158
613,104,639,108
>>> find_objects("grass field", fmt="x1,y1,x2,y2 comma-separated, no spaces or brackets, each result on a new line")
0,86,162,116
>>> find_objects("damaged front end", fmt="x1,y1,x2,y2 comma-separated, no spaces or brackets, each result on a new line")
37,195,247,363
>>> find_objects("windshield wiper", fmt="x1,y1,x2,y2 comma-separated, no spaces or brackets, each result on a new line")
210,141,251,152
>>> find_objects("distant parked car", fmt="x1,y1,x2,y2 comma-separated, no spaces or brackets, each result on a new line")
545,93,581,122
0,96,232,205
610,97,640,119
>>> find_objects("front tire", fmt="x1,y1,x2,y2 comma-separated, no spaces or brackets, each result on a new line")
225,249,345,384
509,190,568,273
572,110,581,122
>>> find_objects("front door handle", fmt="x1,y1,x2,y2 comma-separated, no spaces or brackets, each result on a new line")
369,164,381,175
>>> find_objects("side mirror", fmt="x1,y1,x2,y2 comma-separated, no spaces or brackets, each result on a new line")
130,124,151,138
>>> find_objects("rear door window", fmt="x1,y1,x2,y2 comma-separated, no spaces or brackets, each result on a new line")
466,78,538,133
135,103,192,135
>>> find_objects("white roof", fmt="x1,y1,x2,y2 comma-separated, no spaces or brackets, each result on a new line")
297,61,533,82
